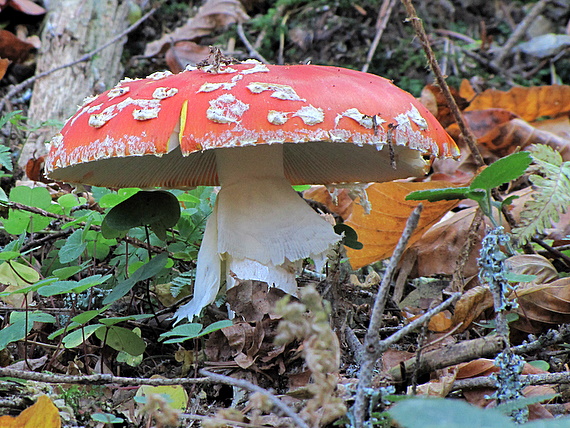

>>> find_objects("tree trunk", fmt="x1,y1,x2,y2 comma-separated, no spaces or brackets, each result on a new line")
21,0,130,168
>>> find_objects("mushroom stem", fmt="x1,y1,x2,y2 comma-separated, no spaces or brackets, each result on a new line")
174,144,341,321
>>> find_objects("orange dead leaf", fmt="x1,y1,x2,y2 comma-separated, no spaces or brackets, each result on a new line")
513,277,570,334
0,395,61,428
451,285,493,333
303,186,356,220
420,84,469,128
0,58,10,80
345,181,459,270
165,42,211,73
464,84,570,122
0,29,35,63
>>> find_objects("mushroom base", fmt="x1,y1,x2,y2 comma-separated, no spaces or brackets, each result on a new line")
173,144,341,322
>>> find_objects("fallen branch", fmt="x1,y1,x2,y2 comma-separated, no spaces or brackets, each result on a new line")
362,0,397,73
0,368,209,386
452,372,570,391
354,204,422,426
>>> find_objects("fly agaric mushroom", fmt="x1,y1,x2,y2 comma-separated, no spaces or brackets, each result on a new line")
45,59,458,322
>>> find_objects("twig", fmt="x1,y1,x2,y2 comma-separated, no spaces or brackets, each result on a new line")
362,0,397,73
2,200,166,255
452,372,570,391
353,205,422,426
200,369,310,428
490,0,551,69
236,23,270,64
0,8,157,113
532,237,570,268
451,208,484,292
0,368,209,386
344,326,364,365
389,334,503,382
400,0,484,168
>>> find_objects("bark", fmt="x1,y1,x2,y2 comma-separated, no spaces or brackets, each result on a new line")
21,0,130,168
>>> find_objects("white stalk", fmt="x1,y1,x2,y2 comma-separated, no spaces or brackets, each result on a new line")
174,144,340,321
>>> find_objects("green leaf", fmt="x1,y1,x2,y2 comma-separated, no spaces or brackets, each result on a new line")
62,324,104,348
58,229,88,263
159,320,233,343
334,223,363,250
95,326,146,356
0,146,13,171
98,314,153,326
405,187,472,202
52,262,90,280
101,190,180,240
0,261,40,287
470,151,532,191
37,274,111,296
196,319,233,336
389,398,516,428
103,252,169,304
0,311,55,350
91,413,124,424
504,272,537,283
159,323,203,342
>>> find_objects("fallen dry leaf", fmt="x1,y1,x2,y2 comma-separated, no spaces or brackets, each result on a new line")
0,395,61,428
505,254,560,287
462,83,570,122
0,29,35,62
303,185,356,220
144,0,249,57
420,84,470,128
165,41,211,73
0,0,45,15
226,279,287,322
407,206,484,278
345,181,459,270
0,57,10,80
513,277,570,334
451,285,493,333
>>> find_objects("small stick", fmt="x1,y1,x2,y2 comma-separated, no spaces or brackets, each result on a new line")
400,0,484,168
353,205,422,426
491,0,551,68
236,23,270,64
0,8,157,113
0,368,210,386
362,0,397,73
200,369,310,428
452,372,570,391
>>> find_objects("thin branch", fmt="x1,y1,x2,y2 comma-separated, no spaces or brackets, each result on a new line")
0,8,157,113
490,0,551,68
452,372,570,391
353,204,422,427
0,368,209,386
236,23,270,64
362,0,397,73
200,369,310,428
2,200,166,255
400,0,484,168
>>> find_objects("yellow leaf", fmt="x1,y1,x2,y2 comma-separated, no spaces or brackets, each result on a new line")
136,383,188,412
345,181,458,269
0,395,61,428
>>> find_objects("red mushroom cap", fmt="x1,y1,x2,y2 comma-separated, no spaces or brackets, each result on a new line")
46,61,458,188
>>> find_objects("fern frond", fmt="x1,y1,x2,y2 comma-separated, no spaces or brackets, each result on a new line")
170,270,194,297
0,146,13,171
512,145,570,244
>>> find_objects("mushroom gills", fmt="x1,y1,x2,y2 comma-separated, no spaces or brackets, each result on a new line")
173,144,341,321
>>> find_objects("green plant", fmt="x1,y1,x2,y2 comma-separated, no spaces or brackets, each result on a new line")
388,397,570,428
